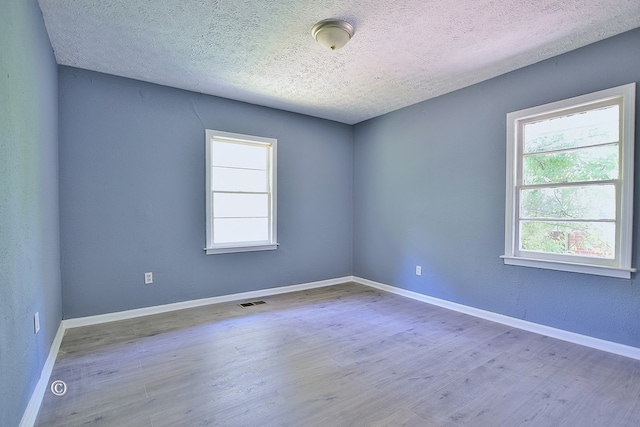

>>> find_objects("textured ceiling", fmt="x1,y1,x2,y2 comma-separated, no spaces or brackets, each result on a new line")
38,0,640,124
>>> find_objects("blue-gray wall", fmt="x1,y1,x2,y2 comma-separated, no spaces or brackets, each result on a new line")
353,28,640,348
0,0,61,425
58,67,353,318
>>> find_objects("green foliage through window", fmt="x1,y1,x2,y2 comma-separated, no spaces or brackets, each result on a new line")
519,105,619,259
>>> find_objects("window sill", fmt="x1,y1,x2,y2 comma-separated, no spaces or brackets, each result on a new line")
501,255,635,279
205,243,278,255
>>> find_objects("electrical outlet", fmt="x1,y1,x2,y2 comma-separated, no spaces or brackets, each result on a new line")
145,272,153,284
416,265,422,276
34,312,40,334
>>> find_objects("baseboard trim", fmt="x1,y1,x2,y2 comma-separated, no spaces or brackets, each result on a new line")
64,276,352,329
354,276,640,361
19,322,65,427
20,276,351,426
22,274,639,427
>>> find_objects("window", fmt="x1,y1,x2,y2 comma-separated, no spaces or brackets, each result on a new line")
502,83,636,278
205,130,277,255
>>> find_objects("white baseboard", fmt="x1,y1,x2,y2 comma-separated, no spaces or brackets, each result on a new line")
19,322,65,427
63,276,352,329
20,276,351,426
353,276,640,361
21,274,639,426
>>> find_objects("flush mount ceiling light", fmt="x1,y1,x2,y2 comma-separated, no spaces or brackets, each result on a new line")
311,19,354,50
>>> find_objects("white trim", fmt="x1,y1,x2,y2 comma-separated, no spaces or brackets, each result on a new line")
205,129,278,255
353,276,640,361
207,129,276,146
19,322,65,427
503,83,636,278
619,83,636,268
63,276,350,329
205,243,278,255
20,274,640,426
501,255,635,278
19,277,348,426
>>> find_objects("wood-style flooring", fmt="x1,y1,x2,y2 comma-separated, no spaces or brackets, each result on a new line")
35,283,640,426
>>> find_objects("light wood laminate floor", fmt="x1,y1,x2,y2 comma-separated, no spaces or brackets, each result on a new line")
36,283,640,426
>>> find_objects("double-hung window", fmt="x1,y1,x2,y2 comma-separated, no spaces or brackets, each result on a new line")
205,130,277,255
502,83,636,278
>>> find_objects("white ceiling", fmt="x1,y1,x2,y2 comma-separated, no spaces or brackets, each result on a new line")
38,0,640,125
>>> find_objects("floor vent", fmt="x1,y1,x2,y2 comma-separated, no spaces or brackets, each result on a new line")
238,301,266,308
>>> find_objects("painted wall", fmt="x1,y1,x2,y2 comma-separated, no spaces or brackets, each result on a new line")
0,0,61,425
58,67,353,318
353,28,640,348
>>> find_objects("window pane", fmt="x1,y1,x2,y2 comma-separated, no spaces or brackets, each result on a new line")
524,105,619,154
520,221,615,259
213,218,269,244
212,141,267,170
523,144,618,185
212,167,267,192
520,184,615,220
213,193,268,218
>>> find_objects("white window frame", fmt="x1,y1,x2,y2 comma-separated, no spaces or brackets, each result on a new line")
502,83,636,279
204,130,277,255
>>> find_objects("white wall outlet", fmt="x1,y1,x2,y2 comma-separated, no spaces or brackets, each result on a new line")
144,272,153,284
34,312,40,334
416,265,422,276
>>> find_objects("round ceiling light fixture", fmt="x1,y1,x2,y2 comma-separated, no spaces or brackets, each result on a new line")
311,19,354,50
